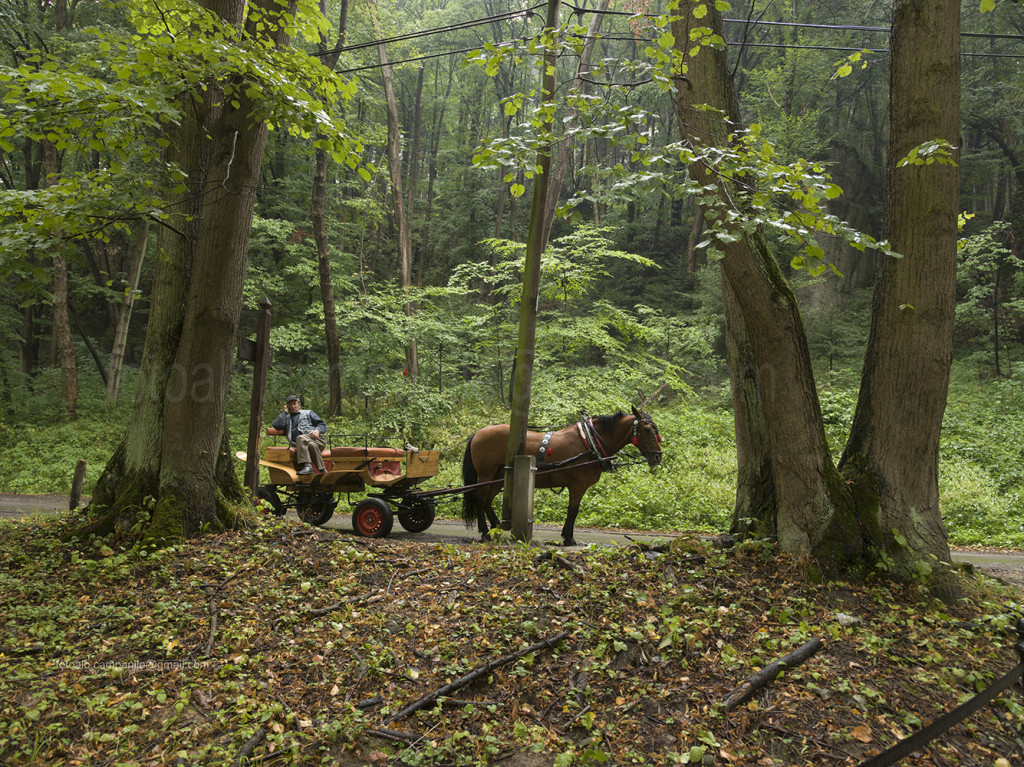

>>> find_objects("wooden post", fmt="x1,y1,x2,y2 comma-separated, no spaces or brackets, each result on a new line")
511,455,535,542
69,459,86,510
244,298,272,497
502,0,561,528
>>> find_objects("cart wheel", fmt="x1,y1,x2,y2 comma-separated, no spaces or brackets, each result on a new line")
398,498,436,533
297,493,336,527
352,498,394,538
257,485,286,517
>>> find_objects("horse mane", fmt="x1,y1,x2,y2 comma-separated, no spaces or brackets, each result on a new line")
590,411,628,433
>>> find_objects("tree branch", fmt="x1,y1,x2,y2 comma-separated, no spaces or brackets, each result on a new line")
721,637,824,712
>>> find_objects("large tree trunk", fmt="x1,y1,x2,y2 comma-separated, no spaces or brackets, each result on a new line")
671,4,861,567
839,0,961,597
83,0,296,543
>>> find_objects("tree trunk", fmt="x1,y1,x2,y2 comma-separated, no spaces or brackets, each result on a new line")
43,138,78,420
671,3,862,567
839,0,961,598
313,0,348,417
374,17,417,377
541,0,609,252
107,219,149,402
503,0,560,527
418,60,451,285
83,0,296,543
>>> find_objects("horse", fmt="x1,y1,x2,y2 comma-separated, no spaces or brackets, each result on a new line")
461,406,663,545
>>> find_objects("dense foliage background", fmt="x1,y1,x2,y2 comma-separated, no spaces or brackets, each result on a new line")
2,0,1023,546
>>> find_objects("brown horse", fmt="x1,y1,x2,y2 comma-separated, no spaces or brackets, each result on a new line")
461,406,663,545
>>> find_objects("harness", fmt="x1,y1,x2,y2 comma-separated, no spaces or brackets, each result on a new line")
534,411,618,472
578,413,617,472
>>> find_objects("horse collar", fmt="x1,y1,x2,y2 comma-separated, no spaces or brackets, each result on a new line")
578,416,615,471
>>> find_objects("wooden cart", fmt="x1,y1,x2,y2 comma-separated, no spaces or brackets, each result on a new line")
235,443,440,536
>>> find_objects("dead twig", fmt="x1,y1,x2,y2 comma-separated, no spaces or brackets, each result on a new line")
382,630,571,725
307,591,385,617
552,553,581,573
232,726,266,766
366,727,424,744
721,637,824,712
203,561,266,658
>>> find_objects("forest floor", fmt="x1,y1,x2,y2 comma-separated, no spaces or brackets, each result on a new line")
3,508,1024,766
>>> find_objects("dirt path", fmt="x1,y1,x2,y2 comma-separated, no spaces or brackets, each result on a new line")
4,493,1023,591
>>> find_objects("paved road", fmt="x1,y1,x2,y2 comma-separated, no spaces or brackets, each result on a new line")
2,493,1021,569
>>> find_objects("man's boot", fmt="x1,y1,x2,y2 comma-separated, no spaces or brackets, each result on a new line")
297,463,314,475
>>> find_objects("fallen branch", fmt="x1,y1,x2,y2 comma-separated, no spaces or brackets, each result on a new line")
552,554,581,574
203,603,220,658
308,591,385,616
382,630,570,725
366,727,423,744
202,560,266,658
233,726,266,766
721,637,824,712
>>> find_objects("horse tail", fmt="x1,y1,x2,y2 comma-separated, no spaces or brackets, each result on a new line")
461,433,479,527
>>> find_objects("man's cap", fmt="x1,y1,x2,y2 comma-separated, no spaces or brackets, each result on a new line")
285,395,300,403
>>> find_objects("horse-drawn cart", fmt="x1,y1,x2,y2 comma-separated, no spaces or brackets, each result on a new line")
238,406,663,545
235,443,441,537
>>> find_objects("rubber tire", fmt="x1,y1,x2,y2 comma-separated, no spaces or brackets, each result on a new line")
297,493,336,527
257,485,286,517
352,497,394,538
398,498,435,533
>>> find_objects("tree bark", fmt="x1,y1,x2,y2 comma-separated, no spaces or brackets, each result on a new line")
84,0,297,543
671,4,861,567
839,0,961,598
503,0,560,528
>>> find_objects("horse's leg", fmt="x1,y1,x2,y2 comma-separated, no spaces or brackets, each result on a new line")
479,484,503,539
561,505,580,546
561,487,587,546
479,492,492,539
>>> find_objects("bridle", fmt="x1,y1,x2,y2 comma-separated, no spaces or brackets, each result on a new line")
631,410,663,465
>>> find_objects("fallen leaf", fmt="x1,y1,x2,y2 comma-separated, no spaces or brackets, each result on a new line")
851,724,873,743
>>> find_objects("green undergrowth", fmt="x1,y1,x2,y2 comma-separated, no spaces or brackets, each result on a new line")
2,361,1023,547
2,515,1023,766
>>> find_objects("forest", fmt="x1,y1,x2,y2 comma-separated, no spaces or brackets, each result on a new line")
8,2,1024,765
1,0,1023,555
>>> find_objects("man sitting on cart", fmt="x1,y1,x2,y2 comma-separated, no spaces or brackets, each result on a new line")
267,395,328,475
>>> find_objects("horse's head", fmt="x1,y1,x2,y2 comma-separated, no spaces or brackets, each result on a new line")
631,406,662,467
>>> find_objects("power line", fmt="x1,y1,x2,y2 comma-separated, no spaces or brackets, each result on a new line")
314,3,545,60
326,5,1024,75
336,39,528,75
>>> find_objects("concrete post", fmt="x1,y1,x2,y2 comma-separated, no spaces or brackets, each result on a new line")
511,454,535,542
